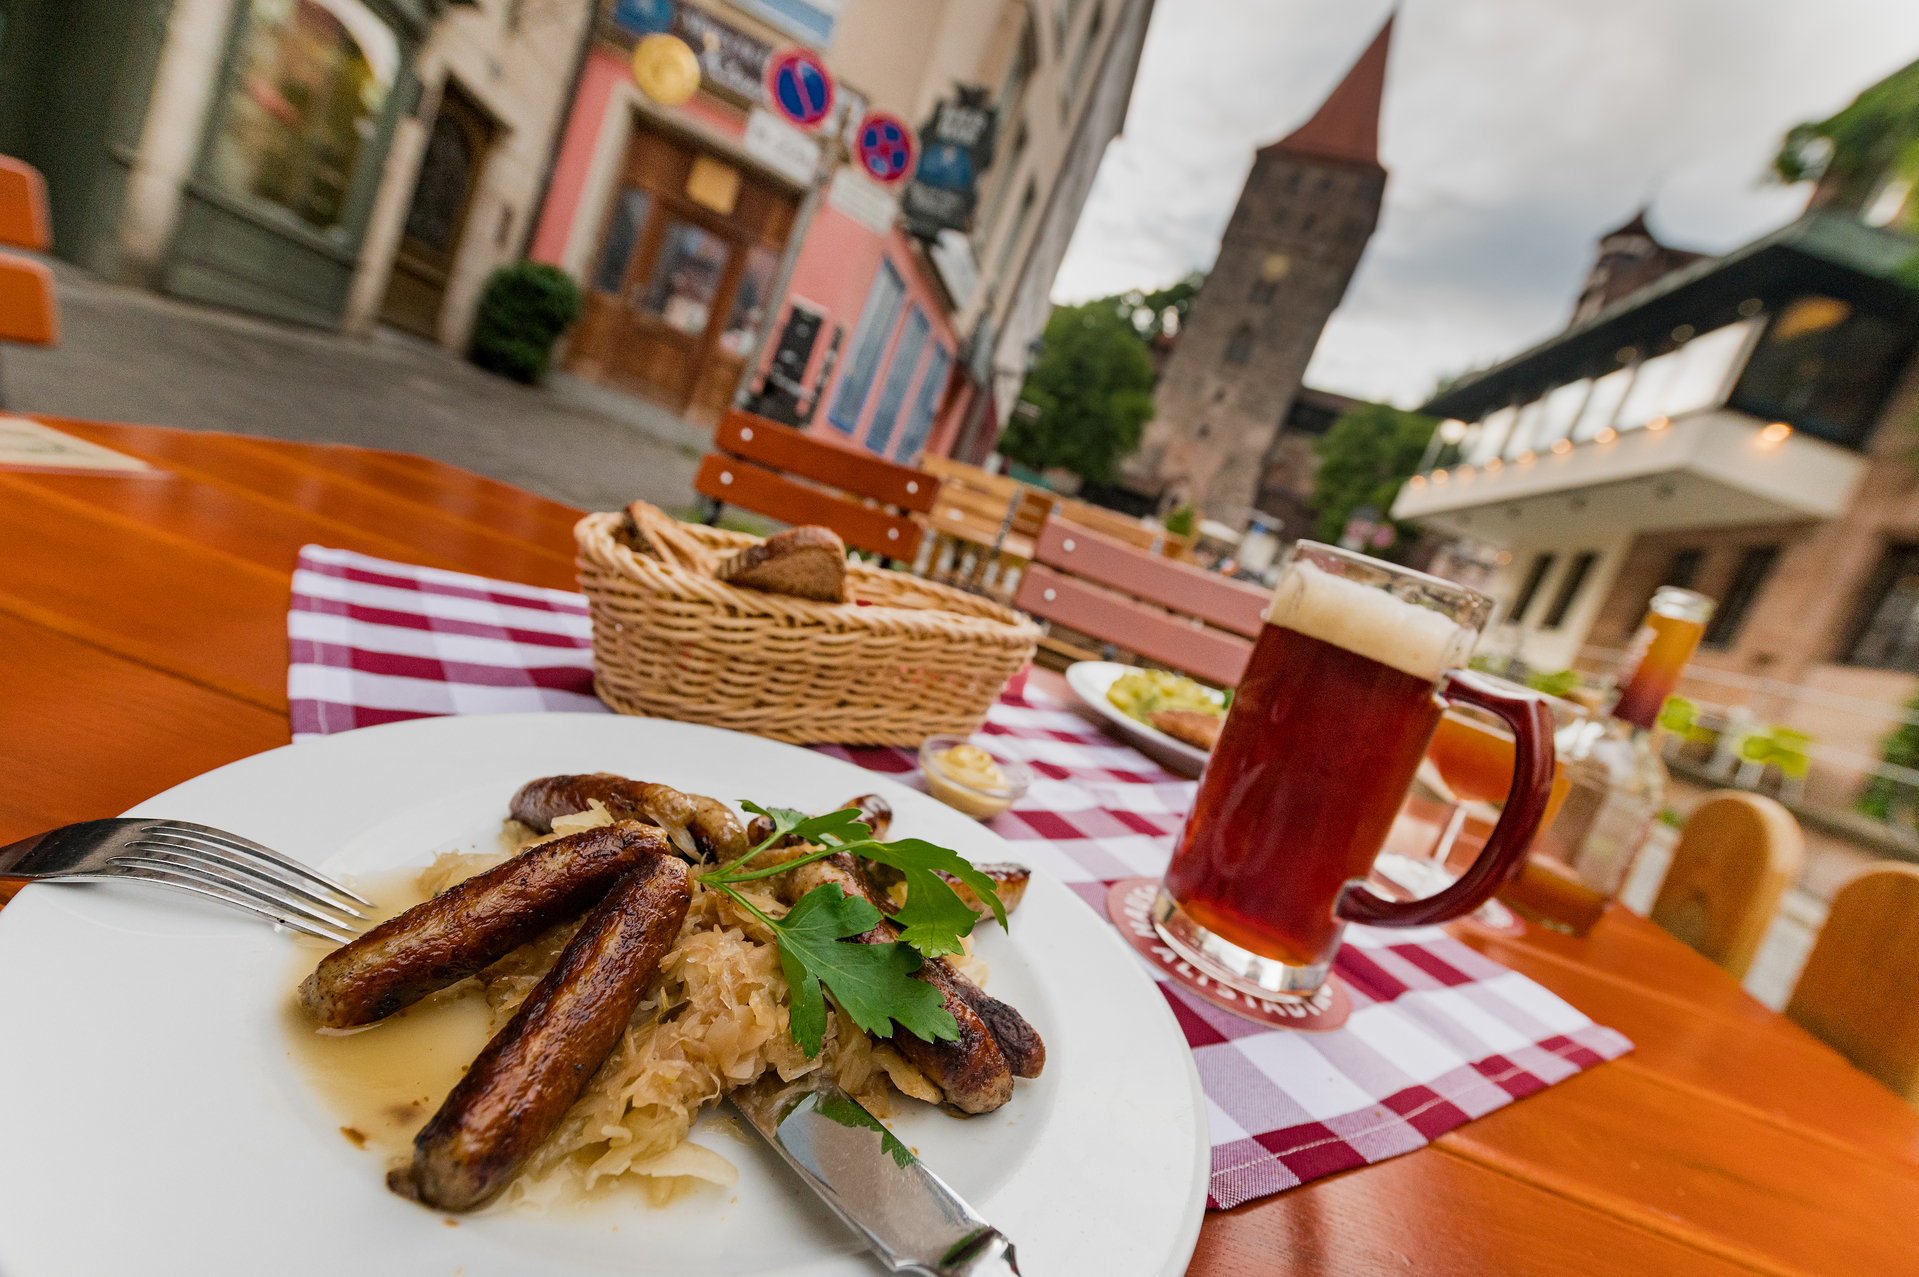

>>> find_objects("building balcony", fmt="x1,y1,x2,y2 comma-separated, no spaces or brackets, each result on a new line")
1389,408,1866,544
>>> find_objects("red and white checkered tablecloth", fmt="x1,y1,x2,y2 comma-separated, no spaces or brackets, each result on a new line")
287,545,1632,1211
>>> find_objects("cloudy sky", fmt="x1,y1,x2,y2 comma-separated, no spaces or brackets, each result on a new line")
1051,0,1919,407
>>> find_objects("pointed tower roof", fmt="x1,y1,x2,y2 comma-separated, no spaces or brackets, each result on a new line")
1601,207,1656,243
1262,17,1392,169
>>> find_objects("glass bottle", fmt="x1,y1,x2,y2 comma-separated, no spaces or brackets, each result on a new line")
1501,587,1715,934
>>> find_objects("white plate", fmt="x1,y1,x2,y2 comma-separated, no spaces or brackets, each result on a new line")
1064,661,1215,777
0,713,1207,1277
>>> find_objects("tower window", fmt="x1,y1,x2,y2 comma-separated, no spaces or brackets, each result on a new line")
1285,171,1301,193
1223,324,1254,365
1249,279,1277,305
1301,213,1316,232
1272,209,1287,228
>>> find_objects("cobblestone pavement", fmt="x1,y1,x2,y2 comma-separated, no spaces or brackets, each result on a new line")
1,265,704,515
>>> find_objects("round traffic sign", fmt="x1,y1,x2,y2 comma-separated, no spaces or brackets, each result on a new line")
855,111,915,184
765,47,834,128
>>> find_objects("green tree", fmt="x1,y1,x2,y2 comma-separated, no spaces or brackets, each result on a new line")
1309,403,1439,549
1000,300,1158,485
1773,59,1919,234
1112,273,1205,341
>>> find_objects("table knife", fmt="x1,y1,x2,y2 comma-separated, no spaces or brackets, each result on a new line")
732,1072,1023,1276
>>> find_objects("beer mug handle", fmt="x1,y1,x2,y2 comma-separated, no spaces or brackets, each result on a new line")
1334,669,1557,929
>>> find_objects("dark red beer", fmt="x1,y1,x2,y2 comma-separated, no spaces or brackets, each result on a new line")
1162,623,1446,967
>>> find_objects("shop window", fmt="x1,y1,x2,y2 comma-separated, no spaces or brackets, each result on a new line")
638,220,730,334
895,343,953,463
1509,553,1555,624
1702,545,1779,649
1644,547,1705,619
1730,296,1913,450
828,260,907,433
591,187,650,295
1223,324,1254,365
864,307,930,456
205,0,399,232
1541,551,1598,629
718,246,777,357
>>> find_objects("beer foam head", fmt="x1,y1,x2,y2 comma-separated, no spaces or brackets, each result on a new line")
1270,559,1476,681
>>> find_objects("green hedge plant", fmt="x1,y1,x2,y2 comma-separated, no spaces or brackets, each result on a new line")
469,261,584,383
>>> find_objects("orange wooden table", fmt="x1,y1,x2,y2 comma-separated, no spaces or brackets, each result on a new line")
6,420,1919,1275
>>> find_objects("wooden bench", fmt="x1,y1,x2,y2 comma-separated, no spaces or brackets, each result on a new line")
0,156,57,358
918,454,1056,598
693,409,939,561
1051,495,1195,560
1013,516,1270,685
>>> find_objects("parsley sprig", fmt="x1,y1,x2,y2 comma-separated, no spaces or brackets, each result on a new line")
696,802,1009,1057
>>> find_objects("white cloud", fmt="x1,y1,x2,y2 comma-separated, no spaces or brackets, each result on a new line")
1052,0,1919,406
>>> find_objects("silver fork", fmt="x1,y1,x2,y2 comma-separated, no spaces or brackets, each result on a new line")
0,819,373,945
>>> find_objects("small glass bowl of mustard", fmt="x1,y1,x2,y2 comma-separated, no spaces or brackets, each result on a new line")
918,736,1032,820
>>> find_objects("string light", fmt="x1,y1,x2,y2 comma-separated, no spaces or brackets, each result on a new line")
1486,457,1503,472
1517,450,1537,467
1551,438,1573,455
1595,428,1618,444
1760,422,1792,445
1408,474,1427,489
1432,469,1449,484
1647,415,1670,432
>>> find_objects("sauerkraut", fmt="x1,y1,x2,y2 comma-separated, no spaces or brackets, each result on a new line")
414,803,947,1209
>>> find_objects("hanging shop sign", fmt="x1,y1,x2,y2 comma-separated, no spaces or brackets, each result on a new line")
764,47,834,129
853,111,915,185
900,89,996,240
610,0,675,35
668,4,774,108
631,32,702,106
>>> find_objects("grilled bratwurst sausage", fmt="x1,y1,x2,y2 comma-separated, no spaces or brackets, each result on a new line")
745,792,895,849
391,856,692,1212
511,773,747,863
776,852,1042,1113
299,824,669,1029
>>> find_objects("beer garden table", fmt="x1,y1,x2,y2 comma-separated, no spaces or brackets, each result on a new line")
5,418,1919,1275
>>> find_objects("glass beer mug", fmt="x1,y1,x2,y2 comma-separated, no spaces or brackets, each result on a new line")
1154,542,1558,998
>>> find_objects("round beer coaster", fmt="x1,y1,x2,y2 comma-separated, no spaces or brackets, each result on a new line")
1105,878,1353,1032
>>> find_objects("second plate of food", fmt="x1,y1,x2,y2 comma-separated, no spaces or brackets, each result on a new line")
0,712,1206,1277
1064,661,1225,777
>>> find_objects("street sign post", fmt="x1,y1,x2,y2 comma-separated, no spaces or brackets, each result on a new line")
854,111,915,185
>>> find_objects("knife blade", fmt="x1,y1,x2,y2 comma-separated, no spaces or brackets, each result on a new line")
732,1072,1023,1276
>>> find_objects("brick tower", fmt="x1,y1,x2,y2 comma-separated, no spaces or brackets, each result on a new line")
1125,19,1392,529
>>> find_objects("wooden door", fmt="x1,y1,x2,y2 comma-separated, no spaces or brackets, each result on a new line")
569,121,798,421
381,83,493,339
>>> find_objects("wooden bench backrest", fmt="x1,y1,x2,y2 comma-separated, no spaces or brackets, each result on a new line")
0,157,51,252
0,157,56,346
1014,517,1271,685
1650,791,1804,979
1787,864,1919,1101
695,410,938,559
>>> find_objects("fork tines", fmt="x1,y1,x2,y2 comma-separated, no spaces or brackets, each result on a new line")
111,821,374,945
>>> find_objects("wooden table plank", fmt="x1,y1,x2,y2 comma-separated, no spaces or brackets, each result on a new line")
1439,1061,1919,1275
36,418,581,590
1453,916,1919,1167
0,611,289,874
1198,1147,1765,1277
0,481,291,709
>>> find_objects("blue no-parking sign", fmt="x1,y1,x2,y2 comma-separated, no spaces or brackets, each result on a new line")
765,47,834,128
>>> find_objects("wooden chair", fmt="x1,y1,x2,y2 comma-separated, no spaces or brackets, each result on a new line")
1786,866,1919,1100
1649,791,1804,979
0,156,57,353
918,455,1056,599
1013,516,1270,685
693,409,939,562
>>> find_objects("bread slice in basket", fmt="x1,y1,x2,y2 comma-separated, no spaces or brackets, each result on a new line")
713,526,847,603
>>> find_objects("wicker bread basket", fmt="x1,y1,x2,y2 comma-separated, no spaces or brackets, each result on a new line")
576,502,1041,745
